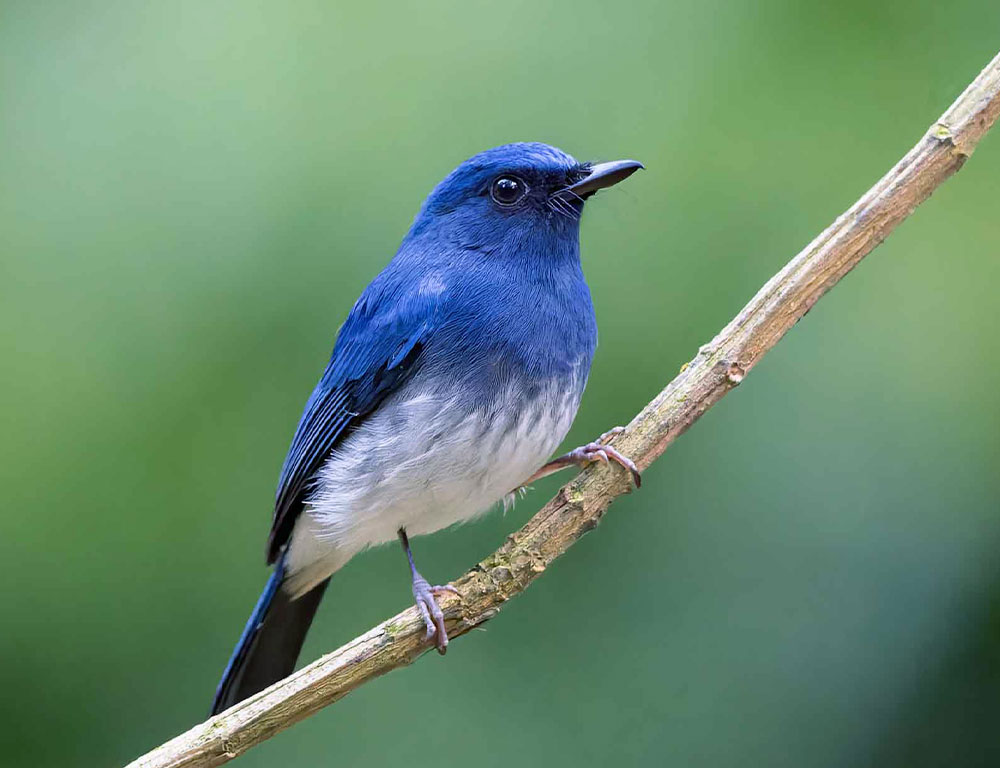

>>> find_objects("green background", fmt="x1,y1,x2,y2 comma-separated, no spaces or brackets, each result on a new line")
2,1,999,766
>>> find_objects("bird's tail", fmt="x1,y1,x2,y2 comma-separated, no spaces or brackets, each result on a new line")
211,553,330,715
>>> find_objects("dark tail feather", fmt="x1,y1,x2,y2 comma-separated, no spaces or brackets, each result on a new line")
212,556,330,715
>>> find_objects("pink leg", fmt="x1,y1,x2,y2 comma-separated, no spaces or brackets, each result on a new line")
521,426,641,488
398,528,459,654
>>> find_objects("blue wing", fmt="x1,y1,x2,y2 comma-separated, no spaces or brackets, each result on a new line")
266,275,441,563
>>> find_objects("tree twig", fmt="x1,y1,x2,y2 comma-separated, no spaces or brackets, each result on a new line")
127,50,1000,768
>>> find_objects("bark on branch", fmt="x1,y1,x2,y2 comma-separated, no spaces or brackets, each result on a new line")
127,50,1000,768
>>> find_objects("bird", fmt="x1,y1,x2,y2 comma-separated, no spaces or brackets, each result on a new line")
211,142,643,715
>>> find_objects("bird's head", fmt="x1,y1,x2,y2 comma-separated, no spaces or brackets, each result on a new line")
406,142,642,255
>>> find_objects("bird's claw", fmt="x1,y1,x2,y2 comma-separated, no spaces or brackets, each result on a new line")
571,427,641,488
412,576,459,654
514,426,641,491
596,425,626,444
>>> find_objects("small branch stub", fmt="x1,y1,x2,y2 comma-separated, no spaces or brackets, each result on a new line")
725,362,746,385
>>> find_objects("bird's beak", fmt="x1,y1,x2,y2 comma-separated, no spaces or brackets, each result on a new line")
566,159,644,198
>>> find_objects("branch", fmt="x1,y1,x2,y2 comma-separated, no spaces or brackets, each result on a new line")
128,50,1000,768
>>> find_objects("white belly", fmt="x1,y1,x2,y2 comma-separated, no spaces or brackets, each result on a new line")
283,377,581,597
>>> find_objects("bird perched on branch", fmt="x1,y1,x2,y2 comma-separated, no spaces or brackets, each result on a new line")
212,142,643,714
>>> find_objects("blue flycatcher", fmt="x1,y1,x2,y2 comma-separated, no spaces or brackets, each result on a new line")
213,142,642,714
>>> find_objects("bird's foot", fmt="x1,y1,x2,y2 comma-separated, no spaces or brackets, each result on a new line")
564,426,642,487
411,574,459,654
517,426,641,489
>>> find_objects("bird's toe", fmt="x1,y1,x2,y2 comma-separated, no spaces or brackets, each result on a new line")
412,580,455,654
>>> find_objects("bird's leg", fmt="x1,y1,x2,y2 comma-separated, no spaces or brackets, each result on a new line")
398,528,459,655
520,426,642,488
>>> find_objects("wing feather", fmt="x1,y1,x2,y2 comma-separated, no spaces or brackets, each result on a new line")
266,277,439,563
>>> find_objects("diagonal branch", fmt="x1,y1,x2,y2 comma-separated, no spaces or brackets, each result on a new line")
127,49,1000,768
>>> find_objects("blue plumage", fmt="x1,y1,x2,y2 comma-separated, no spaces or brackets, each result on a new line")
268,275,436,564
212,142,642,715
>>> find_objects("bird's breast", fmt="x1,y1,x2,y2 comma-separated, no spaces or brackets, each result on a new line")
304,365,585,551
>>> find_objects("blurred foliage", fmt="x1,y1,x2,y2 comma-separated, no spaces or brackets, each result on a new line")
2,1,999,766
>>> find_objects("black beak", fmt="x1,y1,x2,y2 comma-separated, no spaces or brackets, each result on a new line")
566,159,644,198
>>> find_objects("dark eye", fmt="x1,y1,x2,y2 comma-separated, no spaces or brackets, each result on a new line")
490,175,528,206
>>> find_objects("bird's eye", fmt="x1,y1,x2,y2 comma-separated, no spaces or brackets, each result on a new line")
490,175,528,206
